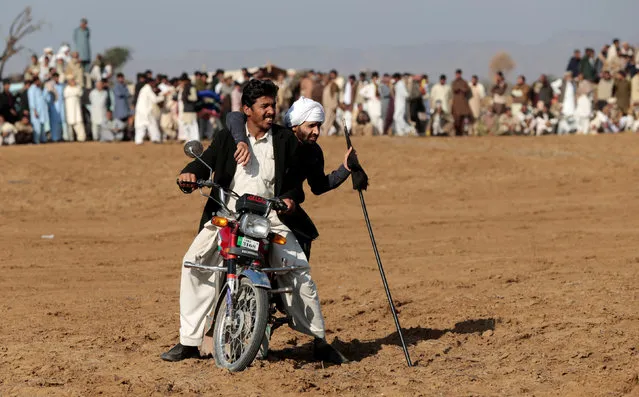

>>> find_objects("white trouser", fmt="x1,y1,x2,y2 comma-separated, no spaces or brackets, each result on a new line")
179,119,199,142
557,117,575,135
179,215,325,346
575,116,592,135
1,133,16,145
620,115,635,131
393,103,411,136
135,118,161,145
69,122,85,142
91,122,101,141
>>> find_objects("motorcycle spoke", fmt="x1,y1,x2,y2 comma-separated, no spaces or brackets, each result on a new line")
219,283,260,364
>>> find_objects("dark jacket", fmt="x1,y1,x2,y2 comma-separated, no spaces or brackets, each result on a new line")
579,57,597,82
566,57,581,78
181,82,197,113
180,126,316,239
0,91,16,123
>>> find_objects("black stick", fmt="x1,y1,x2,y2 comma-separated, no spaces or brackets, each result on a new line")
343,121,413,367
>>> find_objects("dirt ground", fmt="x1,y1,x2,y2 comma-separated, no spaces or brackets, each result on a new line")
1,134,638,397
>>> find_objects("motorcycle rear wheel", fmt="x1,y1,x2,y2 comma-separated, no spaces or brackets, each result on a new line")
213,277,268,372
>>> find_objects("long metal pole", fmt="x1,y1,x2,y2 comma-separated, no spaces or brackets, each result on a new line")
343,121,412,367
357,182,413,367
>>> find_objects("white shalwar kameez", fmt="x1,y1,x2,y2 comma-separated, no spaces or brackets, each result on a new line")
134,84,163,144
574,94,593,134
341,82,353,133
360,83,382,134
393,80,411,136
179,127,325,347
177,86,200,142
557,81,576,135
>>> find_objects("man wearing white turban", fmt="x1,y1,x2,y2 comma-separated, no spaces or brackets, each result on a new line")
223,95,352,362
227,96,352,221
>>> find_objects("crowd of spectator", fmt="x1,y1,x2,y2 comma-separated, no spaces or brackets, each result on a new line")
1,19,638,147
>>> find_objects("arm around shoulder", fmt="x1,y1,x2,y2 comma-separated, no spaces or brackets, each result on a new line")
225,111,249,145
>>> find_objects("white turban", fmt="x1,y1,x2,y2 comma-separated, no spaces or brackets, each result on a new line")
284,96,325,128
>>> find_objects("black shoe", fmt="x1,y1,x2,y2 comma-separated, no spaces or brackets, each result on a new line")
160,343,200,362
313,338,349,364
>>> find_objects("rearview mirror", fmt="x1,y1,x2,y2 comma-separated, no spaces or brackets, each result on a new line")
184,140,204,158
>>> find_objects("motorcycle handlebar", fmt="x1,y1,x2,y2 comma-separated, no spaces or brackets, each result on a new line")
196,179,215,188
270,198,288,212
178,179,288,212
176,179,216,192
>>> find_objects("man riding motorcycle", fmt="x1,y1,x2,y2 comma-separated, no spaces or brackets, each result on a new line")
161,80,345,364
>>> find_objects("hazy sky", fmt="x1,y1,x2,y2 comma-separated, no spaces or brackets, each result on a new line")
2,0,637,76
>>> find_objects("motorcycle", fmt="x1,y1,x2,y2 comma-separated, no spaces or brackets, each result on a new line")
180,140,305,372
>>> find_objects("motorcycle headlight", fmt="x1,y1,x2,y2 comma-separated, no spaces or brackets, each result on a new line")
239,214,271,239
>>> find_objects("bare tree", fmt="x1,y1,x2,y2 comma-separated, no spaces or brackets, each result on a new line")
489,51,516,77
0,7,45,80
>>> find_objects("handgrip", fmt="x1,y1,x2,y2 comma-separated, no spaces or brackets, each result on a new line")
271,198,289,212
196,179,215,188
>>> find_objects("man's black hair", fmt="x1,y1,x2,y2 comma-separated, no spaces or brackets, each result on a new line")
116,72,124,78
371,71,379,78
241,79,278,108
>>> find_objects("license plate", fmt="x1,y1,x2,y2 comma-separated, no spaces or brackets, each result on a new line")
240,236,259,251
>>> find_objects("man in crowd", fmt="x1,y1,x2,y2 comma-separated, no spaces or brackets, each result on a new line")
113,73,131,140
134,77,166,144
48,73,66,142
177,73,200,142
0,114,16,146
491,72,508,115
12,115,33,143
0,79,17,123
27,77,49,144
510,75,530,118
451,69,472,136
392,73,412,136
468,75,485,135
73,18,92,72
89,79,109,141
321,70,340,136
100,110,126,142
566,49,581,78
430,74,451,116
498,107,521,135
63,76,85,142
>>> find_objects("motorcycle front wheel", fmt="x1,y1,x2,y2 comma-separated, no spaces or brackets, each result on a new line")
213,277,269,372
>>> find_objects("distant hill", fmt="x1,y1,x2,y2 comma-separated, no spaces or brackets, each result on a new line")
120,30,636,81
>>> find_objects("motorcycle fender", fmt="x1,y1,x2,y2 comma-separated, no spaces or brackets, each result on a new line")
241,269,271,289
